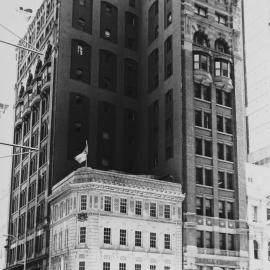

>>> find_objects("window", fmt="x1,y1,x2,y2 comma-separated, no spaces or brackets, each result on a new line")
252,206,258,222
79,227,86,243
104,228,111,244
119,263,126,270
135,264,141,270
195,138,212,157
219,233,226,250
219,201,225,218
150,232,156,248
104,196,111,212
78,18,86,30
164,205,171,219
218,171,225,188
196,167,212,186
216,89,232,107
268,242,270,260
150,203,157,217
193,53,210,72
196,230,203,247
150,266,156,270
215,59,231,78
194,4,207,17
120,198,127,214
166,12,172,26
195,110,211,129
79,262,85,270
205,231,213,248
254,240,259,259
205,198,213,217
228,234,235,251
80,195,87,211
77,45,84,55
120,229,127,245
227,202,234,219
164,234,171,249
196,197,203,215
215,13,228,26
164,267,170,270
135,201,142,215
217,143,234,162
227,173,234,190
103,262,110,270
39,144,48,166
267,208,270,221
217,115,233,134
135,231,142,247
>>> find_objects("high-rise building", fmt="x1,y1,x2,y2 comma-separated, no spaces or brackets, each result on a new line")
49,167,184,270
6,0,248,270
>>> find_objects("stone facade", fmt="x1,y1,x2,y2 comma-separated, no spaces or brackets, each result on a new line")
246,163,270,270
49,168,184,270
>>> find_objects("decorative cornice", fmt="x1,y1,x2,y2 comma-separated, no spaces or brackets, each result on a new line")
50,168,184,202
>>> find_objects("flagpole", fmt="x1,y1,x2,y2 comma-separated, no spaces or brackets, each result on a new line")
85,140,88,168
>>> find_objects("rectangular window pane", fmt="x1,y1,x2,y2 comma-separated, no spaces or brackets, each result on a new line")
205,199,213,216
120,229,127,245
104,228,111,244
195,138,203,155
120,198,127,214
195,110,202,126
150,203,157,217
104,196,112,212
196,197,203,215
205,231,213,248
135,231,142,246
150,232,156,248
80,195,87,210
135,201,142,215
103,262,110,270
164,234,171,249
164,205,171,219
218,171,225,188
196,167,203,185
204,140,212,157
79,227,86,243
205,169,212,186
196,230,203,247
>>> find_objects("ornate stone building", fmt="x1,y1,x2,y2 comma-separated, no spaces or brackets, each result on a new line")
246,163,270,270
6,0,248,270
49,168,184,270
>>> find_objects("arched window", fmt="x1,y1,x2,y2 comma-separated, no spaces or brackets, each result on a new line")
215,38,230,54
254,240,259,259
193,30,210,48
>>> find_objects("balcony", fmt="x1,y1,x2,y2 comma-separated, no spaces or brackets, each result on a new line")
21,98,31,119
15,112,23,127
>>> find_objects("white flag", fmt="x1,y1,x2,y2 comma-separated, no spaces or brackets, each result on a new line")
75,141,88,164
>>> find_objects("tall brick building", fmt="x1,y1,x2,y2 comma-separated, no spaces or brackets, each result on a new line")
6,0,248,270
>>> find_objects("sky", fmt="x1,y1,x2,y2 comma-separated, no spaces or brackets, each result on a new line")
244,0,270,152
0,1,43,268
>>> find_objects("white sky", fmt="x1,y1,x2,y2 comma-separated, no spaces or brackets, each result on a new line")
0,1,43,267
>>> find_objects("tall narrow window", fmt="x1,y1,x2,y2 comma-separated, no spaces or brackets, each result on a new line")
164,234,171,249
135,231,142,247
79,227,86,243
120,229,127,245
254,240,259,259
150,232,156,248
104,228,111,244
80,195,87,210
104,196,111,212
120,198,127,214
150,203,157,217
